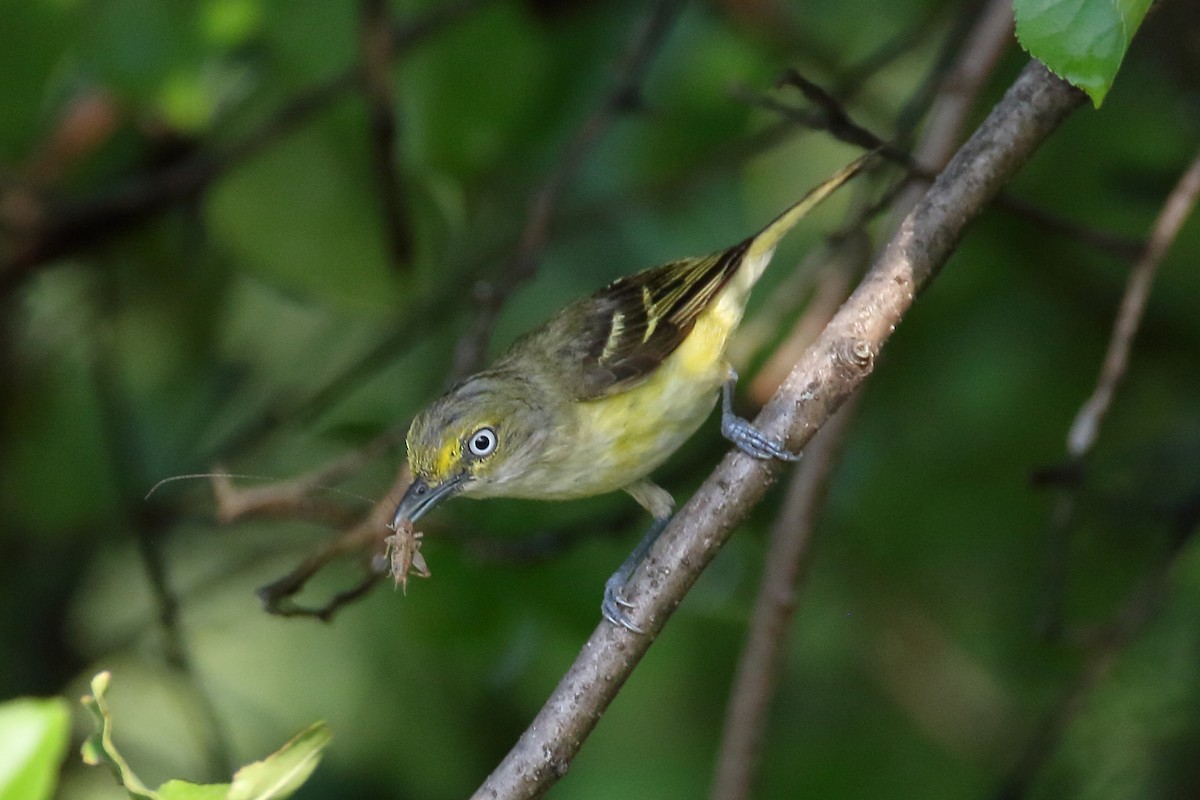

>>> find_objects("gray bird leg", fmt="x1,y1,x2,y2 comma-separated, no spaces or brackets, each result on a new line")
720,367,802,461
602,480,674,633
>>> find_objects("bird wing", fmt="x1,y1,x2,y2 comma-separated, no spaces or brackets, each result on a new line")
509,150,877,402
531,240,750,401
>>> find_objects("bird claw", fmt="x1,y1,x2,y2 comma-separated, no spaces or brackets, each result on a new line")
722,415,802,461
602,574,644,633
721,368,802,462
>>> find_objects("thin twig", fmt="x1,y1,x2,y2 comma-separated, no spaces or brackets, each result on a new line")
834,1,950,99
449,0,685,380
904,0,1013,185
359,0,415,271
1038,146,1200,638
731,83,899,161
1067,148,1200,457
710,397,860,800
472,60,1086,800
746,60,1145,264
209,425,406,522
991,195,1143,261
774,68,901,154
255,466,411,619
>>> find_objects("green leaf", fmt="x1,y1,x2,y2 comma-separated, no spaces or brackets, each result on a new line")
227,722,332,800
79,671,160,800
81,672,329,800
0,696,71,800
1014,0,1153,106
158,781,232,800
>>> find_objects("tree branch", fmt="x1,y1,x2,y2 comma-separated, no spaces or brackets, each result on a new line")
254,466,410,620
471,59,1086,799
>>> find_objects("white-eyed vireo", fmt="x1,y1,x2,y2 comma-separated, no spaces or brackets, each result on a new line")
394,152,871,630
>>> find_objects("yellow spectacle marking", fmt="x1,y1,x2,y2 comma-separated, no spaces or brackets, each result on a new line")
433,440,461,483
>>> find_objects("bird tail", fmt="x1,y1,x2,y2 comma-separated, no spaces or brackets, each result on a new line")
740,149,877,284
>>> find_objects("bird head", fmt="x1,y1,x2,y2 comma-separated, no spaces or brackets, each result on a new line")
393,369,550,527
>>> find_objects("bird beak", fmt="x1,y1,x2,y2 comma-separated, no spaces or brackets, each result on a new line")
392,473,467,528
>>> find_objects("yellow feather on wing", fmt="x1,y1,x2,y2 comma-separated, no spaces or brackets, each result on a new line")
503,149,875,404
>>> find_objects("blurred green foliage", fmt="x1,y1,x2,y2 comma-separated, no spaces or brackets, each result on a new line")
0,696,70,800
79,671,329,800
1,1,1199,799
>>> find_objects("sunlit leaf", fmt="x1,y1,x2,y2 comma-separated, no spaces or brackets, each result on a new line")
227,722,332,800
0,696,71,800
1014,0,1153,106
158,781,233,800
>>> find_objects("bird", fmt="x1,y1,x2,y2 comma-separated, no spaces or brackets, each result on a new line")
393,151,872,631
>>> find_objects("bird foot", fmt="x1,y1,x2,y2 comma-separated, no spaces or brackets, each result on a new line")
721,369,802,461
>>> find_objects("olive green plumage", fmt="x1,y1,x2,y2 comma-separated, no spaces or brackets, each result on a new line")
394,152,872,626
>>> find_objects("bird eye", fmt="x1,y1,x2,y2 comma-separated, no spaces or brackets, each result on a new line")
467,426,498,458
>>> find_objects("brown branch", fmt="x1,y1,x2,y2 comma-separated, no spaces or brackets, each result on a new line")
449,0,685,380
195,427,411,619
471,60,1086,800
710,398,859,800
254,465,411,620
359,0,415,271
209,425,406,523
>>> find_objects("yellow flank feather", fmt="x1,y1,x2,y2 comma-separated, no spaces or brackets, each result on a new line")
569,309,733,497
